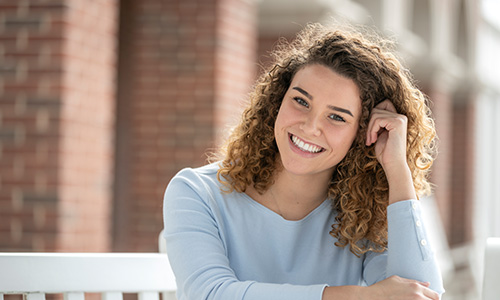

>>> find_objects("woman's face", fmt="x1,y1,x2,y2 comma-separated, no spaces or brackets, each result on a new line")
274,64,362,179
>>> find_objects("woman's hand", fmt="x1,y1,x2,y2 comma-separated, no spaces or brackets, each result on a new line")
366,100,408,172
361,275,440,300
322,276,440,300
366,100,417,204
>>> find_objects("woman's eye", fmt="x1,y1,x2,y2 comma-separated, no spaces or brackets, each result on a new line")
293,97,309,108
329,114,346,122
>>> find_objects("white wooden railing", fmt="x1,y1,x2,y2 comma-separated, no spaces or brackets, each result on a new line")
483,237,500,300
0,252,177,300
0,232,176,300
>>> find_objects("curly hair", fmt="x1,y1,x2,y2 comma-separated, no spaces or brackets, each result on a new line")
215,23,437,256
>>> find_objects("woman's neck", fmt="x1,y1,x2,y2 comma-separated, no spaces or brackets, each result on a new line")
247,167,332,221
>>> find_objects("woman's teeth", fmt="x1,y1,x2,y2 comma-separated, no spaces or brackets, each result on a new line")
291,135,323,153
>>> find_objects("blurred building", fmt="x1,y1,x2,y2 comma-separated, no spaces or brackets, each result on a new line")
473,0,500,299
0,0,498,299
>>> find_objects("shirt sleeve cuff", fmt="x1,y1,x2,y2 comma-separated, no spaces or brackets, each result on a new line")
387,199,432,261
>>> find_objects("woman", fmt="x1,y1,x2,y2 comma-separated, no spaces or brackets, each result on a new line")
163,23,445,300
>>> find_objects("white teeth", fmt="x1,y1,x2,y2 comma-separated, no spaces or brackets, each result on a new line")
291,135,323,153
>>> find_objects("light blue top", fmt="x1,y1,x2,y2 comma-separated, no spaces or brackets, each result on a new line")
163,162,445,300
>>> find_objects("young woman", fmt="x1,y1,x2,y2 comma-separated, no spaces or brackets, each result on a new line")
163,23,445,300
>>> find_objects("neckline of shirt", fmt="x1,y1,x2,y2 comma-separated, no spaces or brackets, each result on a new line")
238,192,332,226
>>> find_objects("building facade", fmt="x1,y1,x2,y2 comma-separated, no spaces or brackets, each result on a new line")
1,0,497,299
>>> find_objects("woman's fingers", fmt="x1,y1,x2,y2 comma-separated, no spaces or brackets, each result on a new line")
374,99,397,112
366,99,411,173
366,100,404,146
401,278,440,300
366,113,398,146
424,287,440,300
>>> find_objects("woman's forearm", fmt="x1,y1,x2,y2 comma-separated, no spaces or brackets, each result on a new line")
322,285,364,300
384,162,417,205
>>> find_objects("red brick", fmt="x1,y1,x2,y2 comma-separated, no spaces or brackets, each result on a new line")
0,0,118,252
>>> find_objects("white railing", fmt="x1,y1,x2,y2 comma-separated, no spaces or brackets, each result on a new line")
483,237,500,300
0,231,176,300
0,252,177,300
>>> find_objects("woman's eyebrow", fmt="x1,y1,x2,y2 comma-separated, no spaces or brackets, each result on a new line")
293,86,354,117
328,105,353,117
292,86,313,100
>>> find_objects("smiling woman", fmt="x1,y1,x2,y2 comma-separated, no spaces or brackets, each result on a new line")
163,23,443,300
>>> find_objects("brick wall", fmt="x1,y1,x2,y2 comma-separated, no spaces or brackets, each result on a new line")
113,0,257,251
0,0,118,251
450,100,475,245
426,81,477,246
422,71,479,247
214,0,257,145
0,1,61,251
428,87,454,241
56,0,118,252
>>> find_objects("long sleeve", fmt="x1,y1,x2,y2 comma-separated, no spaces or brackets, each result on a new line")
163,169,326,300
363,200,445,295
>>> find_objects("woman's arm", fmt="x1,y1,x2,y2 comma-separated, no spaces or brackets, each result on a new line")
331,199,444,300
360,100,444,298
384,200,445,294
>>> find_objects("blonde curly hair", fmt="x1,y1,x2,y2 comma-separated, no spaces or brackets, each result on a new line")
216,23,437,256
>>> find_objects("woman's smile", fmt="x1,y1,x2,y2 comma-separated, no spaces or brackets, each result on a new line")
289,133,325,154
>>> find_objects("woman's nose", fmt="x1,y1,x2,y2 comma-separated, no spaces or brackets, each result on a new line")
299,113,322,137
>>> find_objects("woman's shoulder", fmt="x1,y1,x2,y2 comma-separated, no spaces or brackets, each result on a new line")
164,162,238,218
174,161,221,181
167,161,223,195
